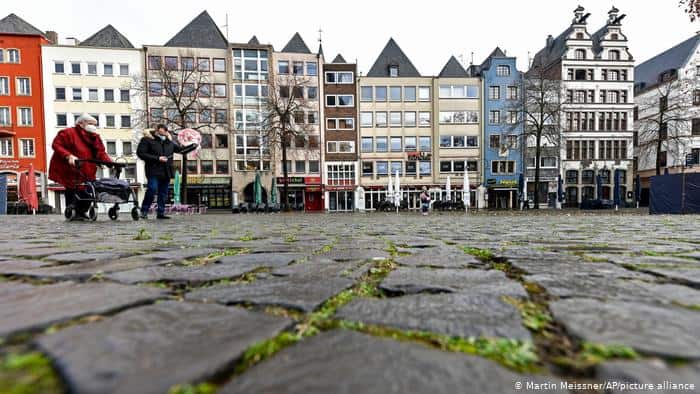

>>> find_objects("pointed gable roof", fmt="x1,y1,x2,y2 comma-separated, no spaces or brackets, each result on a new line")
281,33,311,53
531,26,574,69
318,43,324,57
367,38,420,77
165,10,227,49
0,13,45,37
80,25,134,48
438,56,468,77
332,54,347,64
635,34,700,90
247,35,260,45
479,47,509,71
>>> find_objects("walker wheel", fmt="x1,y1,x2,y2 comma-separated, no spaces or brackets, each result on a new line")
88,207,98,221
108,207,118,221
131,207,140,221
64,207,76,221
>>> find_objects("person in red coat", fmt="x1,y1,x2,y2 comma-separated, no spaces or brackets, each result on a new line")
49,114,112,219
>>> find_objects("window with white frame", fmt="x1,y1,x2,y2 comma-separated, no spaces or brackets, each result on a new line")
404,86,417,101
390,86,401,101
121,115,131,128
105,115,115,128
106,140,117,155
120,64,129,76
72,88,82,101
507,86,519,100
360,86,373,101
0,107,10,125
508,111,519,124
327,141,355,153
0,49,4,62
15,77,29,96
18,108,32,126
496,65,511,76
390,112,402,127
489,86,500,100
87,63,97,75
88,88,98,101
71,62,81,74
306,62,317,76
360,112,373,127
0,138,12,157
361,137,373,152
325,71,353,84
56,113,67,127
376,112,388,127
327,163,355,186
439,111,479,124
491,160,515,174
19,138,34,157
404,112,416,127
104,89,114,102
0,77,9,95
439,85,479,99
54,61,65,74
326,95,354,107
419,112,431,127
8,49,19,63
489,110,501,124
326,118,354,130
418,86,430,101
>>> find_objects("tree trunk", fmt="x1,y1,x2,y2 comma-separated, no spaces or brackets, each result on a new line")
281,136,290,212
533,131,542,209
655,138,662,176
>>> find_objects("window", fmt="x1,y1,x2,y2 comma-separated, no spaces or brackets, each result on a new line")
491,161,515,174
307,87,318,99
278,61,289,74
389,65,399,77
404,136,417,151
0,107,9,126
419,161,431,176
404,112,416,127
362,137,373,152
541,157,557,167
439,111,479,124
405,161,416,175
489,110,501,124
0,77,7,95
0,138,12,157
121,115,131,128
71,62,81,74
56,113,67,127
216,160,229,175
309,161,319,173
13,78,29,96
692,119,700,136
5,48,18,63
72,88,82,101
362,161,374,176
213,58,226,72
566,170,579,184
490,135,500,148
508,86,519,100
214,84,227,97
390,86,401,101
120,89,130,103
391,137,402,152
120,64,129,76
54,62,64,73
105,115,115,128
376,112,388,127
106,140,117,155
308,112,318,124
199,160,213,175
401,86,416,101
19,139,34,157
104,89,114,102
149,81,162,96
200,109,212,123
390,161,402,175
88,88,98,101
361,86,373,101
376,161,389,175
83,63,97,75
104,63,113,76
326,95,353,107
574,49,586,60
419,112,431,127
608,50,620,60
181,57,194,71
199,134,213,149
419,136,431,151
418,86,430,101
375,86,387,102
489,86,500,100
497,65,511,76
293,62,304,75
306,62,317,76
376,137,388,152
148,56,162,69
390,112,402,127
215,109,227,123
360,112,373,127
326,71,353,83
197,58,210,71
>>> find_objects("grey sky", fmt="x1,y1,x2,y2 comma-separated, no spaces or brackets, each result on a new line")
12,0,698,74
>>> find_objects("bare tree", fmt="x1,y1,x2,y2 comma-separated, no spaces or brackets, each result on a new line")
509,59,566,208
261,74,317,211
680,0,700,21
129,50,220,204
636,72,697,175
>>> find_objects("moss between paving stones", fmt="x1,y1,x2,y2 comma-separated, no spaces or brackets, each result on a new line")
0,352,64,394
169,382,217,394
462,247,495,261
133,228,152,241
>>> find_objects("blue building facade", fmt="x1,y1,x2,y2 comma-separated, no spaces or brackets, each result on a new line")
475,48,523,209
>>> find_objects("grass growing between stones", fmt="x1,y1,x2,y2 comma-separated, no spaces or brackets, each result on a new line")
0,352,63,394
169,382,217,394
462,247,495,261
133,228,152,241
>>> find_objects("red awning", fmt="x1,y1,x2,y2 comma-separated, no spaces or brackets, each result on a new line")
0,130,16,137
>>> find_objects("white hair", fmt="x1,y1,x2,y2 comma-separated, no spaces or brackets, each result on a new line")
75,113,97,125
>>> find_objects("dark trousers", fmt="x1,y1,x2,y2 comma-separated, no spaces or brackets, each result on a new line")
141,177,170,216
65,189,92,214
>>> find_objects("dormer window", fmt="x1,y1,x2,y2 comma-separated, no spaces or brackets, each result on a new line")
388,65,399,77
576,32,584,39
575,49,586,60
611,33,619,40
608,50,621,61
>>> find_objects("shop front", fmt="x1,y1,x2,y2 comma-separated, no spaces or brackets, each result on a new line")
171,176,231,209
485,179,519,210
326,186,354,212
276,176,323,212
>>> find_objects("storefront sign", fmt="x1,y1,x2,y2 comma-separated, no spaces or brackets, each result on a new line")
0,160,20,170
487,179,497,185
277,176,305,185
305,176,321,185
407,152,431,161
326,185,354,191
499,180,518,187
305,186,321,192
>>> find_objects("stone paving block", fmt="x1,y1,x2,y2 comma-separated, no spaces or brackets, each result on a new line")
37,301,291,394
0,282,167,337
395,249,482,268
550,298,700,359
220,330,561,394
336,293,531,340
596,359,700,394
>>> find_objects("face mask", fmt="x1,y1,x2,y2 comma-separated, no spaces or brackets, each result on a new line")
159,135,167,141
84,124,97,133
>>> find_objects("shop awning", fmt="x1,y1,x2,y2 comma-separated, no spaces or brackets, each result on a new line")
0,130,16,137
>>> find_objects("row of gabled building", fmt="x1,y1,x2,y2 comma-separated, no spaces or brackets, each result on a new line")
1,7,697,212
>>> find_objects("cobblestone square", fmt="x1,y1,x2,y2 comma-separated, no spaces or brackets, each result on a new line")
1,212,699,393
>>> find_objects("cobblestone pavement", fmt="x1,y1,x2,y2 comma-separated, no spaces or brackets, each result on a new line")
1,212,699,394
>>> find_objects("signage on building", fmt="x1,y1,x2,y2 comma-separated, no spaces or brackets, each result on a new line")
499,180,518,187
0,160,20,170
407,152,431,161
326,186,354,191
687,152,699,166
487,179,497,185
277,176,304,185
304,176,321,185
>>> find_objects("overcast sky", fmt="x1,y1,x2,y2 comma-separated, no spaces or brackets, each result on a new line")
10,0,698,74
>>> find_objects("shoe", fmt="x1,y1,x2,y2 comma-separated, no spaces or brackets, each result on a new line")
140,212,148,219
156,215,171,219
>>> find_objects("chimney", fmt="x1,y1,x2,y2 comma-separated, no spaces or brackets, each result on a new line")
546,35,554,48
66,37,80,46
45,31,58,45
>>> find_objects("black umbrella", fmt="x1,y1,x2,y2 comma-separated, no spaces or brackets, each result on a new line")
596,173,603,200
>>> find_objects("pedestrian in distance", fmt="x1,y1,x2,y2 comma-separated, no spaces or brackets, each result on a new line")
420,186,431,216
137,124,196,219
48,113,112,220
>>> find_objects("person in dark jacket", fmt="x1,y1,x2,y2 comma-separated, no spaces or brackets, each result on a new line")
49,113,112,219
137,124,192,219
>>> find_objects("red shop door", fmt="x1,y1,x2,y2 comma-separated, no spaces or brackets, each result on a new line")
305,191,323,211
